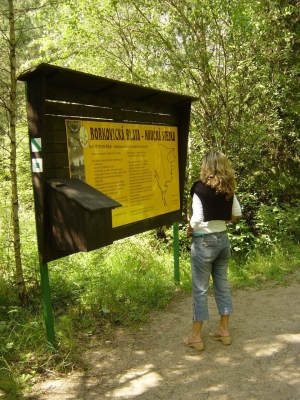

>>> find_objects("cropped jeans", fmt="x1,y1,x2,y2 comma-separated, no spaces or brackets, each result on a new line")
191,231,233,321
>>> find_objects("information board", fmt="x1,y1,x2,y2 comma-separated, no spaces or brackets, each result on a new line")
66,120,180,228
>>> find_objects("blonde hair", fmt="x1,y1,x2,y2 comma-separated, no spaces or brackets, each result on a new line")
200,151,236,199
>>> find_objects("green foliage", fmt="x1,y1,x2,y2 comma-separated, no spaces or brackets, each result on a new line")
0,230,187,397
49,234,181,325
254,201,300,243
0,299,80,399
229,241,300,288
0,307,43,398
229,196,300,254
227,219,256,253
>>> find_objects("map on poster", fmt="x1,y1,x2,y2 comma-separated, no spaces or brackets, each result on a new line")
65,120,180,228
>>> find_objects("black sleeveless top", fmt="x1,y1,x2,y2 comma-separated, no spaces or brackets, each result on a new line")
190,180,233,222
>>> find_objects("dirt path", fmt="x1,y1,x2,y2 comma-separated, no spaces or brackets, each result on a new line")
27,282,300,400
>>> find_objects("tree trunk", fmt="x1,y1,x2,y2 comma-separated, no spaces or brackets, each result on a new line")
8,0,29,305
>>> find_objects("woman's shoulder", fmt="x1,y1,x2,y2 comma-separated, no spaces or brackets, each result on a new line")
191,180,205,189
190,180,205,196
190,180,215,197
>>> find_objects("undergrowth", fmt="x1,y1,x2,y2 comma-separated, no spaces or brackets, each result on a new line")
229,240,300,288
0,228,299,399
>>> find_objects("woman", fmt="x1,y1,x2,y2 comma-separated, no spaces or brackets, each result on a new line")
184,151,242,351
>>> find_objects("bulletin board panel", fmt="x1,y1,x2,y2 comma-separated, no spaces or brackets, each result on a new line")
65,120,180,228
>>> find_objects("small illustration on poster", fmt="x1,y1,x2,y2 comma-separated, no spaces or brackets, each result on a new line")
66,120,86,181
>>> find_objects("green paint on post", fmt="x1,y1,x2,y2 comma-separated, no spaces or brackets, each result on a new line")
40,263,57,351
173,222,180,283
31,138,42,152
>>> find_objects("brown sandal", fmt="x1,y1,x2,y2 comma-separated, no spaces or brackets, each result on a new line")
210,333,231,345
184,338,205,351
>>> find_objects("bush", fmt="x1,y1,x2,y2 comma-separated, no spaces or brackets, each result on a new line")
254,200,300,244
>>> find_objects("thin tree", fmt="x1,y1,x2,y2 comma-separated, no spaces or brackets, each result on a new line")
1,0,29,304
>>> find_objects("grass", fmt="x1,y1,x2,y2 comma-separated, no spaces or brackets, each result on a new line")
0,231,189,399
229,240,300,288
0,228,299,399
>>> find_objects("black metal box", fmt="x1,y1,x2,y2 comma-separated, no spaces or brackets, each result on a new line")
46,178,121,252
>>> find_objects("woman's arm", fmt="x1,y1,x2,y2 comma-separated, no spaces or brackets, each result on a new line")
187,194,204,237
226,195,242,223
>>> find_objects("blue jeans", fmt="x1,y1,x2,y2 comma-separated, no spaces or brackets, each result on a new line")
191,231,233,321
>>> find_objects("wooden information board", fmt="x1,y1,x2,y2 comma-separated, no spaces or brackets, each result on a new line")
18,63,197,263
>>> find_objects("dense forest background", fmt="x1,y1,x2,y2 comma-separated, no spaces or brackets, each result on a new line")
0,0,299,397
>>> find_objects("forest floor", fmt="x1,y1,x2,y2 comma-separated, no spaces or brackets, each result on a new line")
25,279,300,400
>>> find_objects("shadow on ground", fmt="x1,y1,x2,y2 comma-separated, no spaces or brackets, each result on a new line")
26,283,300,400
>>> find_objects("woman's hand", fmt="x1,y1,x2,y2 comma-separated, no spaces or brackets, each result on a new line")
226,215,241,224
187,225,193,238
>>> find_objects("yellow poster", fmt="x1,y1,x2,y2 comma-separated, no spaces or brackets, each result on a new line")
65,120,180,228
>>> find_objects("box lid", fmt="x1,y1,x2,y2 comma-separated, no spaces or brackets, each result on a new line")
47,178,122,211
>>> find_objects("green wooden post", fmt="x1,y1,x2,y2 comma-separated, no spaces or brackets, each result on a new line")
173,222,180,283
40,263,57,351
